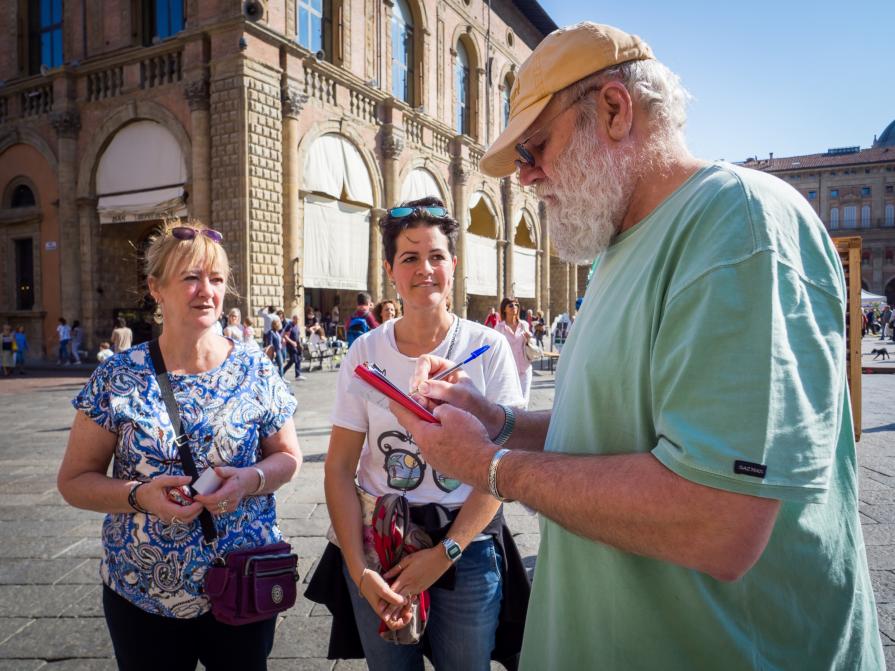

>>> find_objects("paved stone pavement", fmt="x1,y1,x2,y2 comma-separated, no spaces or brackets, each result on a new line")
0,339,892,669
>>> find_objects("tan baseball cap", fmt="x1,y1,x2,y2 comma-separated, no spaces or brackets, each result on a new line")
480,22,654,178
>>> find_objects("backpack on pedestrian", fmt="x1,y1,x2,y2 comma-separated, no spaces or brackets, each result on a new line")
347,314,371,347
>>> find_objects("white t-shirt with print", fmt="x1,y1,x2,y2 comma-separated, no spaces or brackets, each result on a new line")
331,316,524,506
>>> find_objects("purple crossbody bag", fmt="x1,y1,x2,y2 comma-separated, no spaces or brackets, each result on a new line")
149,339,299,625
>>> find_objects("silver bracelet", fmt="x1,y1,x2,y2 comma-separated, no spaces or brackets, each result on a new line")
491,404,516,446
251,467,266,495
488,448,513,502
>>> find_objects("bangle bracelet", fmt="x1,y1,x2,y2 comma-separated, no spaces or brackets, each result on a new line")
251,467,266,495
127,482,150,514
358,568,371,593
491,404,516,446
488,448,513,502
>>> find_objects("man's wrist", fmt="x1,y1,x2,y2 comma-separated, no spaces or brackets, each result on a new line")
485,403,507,440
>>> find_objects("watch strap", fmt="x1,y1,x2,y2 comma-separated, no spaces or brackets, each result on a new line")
492,404,516,446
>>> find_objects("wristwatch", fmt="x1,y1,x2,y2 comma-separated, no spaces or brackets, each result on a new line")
441,537,463,564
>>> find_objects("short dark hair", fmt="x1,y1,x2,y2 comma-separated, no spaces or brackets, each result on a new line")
379,197,459,267
356,292,372,306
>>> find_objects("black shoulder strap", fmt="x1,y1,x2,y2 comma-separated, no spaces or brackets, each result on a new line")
148,339,218,543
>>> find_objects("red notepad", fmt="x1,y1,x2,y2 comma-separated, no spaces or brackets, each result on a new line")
354,363,440,424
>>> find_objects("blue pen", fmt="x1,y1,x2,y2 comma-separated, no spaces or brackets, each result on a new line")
410,345,491,396
430,345,491,382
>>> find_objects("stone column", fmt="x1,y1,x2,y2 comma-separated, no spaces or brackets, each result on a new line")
184,77,211,224
380,123,405,300
501,178,515,297
371,207,387,299
496,239,506,301
281,85,307,316
76,198,99,350
51,109,81,326
540,201,550,322
451,159,470,317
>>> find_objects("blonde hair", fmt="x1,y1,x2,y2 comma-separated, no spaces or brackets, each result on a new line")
144,219,231,292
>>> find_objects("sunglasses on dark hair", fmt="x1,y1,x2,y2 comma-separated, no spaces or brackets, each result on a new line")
170,226,224,243
387,206,449,219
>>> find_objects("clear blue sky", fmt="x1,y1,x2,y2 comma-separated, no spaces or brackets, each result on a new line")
536,0,895,162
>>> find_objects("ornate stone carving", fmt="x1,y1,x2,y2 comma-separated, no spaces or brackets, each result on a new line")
281,86,308,119
380,126,405,160
50,110,81,138
184,78,210,111
452,160,470,185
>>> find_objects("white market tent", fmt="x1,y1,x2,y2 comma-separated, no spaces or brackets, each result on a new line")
861,289,887,306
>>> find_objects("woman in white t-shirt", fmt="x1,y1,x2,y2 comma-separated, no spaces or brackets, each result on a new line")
307,198,527,670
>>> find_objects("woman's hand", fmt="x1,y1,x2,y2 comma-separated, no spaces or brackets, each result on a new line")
137,475,205,525
193,466,257,516
382,547,451,608
358,568,413,630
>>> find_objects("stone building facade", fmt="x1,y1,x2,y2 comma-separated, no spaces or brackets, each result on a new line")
0,0,588,360
741,121,895,304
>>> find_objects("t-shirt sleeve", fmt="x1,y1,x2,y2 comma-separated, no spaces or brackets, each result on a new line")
650,250,846,504
71,361,119,433
329,340,370,433
483,332,525,407
258,357,298,437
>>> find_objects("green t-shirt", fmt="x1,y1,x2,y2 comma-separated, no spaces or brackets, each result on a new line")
521,163,883,670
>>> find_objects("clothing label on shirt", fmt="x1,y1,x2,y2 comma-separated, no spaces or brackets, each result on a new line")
734,460,767,479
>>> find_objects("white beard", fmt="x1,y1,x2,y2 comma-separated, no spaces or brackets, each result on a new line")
537,120,638,265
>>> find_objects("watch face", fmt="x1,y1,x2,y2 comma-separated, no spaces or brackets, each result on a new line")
445,541,462,561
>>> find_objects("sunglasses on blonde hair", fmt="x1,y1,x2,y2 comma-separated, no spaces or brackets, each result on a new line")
170,226,224,243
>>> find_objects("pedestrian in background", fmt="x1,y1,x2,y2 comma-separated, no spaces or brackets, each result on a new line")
13,326,28,375
71,320,84,364
282,314,304,381
495,297,534,406
267,318,285,377
372,299,400,325
110,317,133,354
57,220,301,670
484,307,499,328
223,308,243,340
57,317,72,365
1,324,13,376
96,342,113,364
257,305,276,347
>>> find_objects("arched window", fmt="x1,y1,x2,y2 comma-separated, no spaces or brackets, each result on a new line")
455,42,470,135
830,207,839,229
861,205,871,228
502,75,513,129
10,184,36,208
391,0,414,104
297,0,326,55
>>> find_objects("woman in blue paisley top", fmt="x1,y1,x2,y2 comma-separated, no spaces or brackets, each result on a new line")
57,221,301,671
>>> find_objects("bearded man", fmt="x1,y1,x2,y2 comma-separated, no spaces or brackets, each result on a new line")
389,22,883,670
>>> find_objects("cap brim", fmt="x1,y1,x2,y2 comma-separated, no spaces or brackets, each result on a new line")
480,95,553,178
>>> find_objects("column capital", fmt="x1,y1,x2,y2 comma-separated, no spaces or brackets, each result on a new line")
50,110,81,139
281,85,308,119
381,125,405,160
184,77,210,111
452,160,471,185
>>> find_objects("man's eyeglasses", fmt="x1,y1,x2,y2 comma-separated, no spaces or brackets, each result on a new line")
515,86,602,169
170,226,224,243
387,206,449,219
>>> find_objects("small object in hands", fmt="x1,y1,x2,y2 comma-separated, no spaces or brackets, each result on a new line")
167,485,195,506
192,467,224,495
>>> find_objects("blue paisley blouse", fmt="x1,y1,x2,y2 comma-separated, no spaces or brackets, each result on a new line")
72,340,297,618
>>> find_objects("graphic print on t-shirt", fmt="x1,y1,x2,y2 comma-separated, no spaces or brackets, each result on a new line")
376,429,461,493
